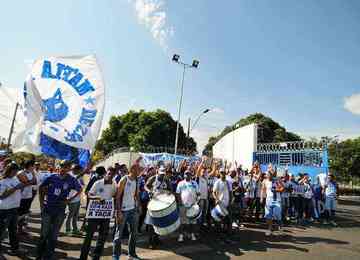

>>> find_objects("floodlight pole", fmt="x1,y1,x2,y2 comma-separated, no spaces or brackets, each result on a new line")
174,64,186,156
173,55,199,156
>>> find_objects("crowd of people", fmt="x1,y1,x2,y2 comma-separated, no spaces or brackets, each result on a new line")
0,154,339,260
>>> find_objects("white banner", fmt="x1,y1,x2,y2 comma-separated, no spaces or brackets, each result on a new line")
16,55,105,151
86,199,114,219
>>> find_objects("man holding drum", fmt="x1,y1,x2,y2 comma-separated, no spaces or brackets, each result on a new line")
176,169,200,242
145,165,173,248
213,168,232,235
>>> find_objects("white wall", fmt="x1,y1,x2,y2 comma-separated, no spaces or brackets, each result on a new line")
213,123,257,170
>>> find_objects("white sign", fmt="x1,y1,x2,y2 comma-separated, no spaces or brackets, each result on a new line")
86,199,114,219
15,55,105,151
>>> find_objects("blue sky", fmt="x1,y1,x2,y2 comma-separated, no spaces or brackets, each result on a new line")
0,0,359,152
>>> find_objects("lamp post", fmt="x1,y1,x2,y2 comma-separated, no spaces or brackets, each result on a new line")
172,54,199,155
187,108,210,137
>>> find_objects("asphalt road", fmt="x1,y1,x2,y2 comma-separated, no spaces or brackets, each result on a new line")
1,197,359,260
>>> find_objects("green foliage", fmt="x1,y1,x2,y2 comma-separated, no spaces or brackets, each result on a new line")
328,137,360,182
203,113,301,155
95,109,197,155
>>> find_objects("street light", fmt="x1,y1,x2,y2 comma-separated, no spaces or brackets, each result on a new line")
187,108,211,137
172,54,200,155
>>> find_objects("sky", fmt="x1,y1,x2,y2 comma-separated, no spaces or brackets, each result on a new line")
0,0,359,152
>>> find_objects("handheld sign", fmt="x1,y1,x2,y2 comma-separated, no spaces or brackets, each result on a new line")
85,199,114,219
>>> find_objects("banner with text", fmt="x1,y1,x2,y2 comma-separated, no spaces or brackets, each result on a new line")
85,199,114,219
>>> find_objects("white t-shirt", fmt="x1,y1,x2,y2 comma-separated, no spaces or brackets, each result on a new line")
176,180,199,207
20,170,35,199
198,176,208,200
213,179,232,207
68,173,84,203
0,177,22,210
121,176,137,211
264,179,282,203
89,179,116,200
243,176,257,198
304,183,313,199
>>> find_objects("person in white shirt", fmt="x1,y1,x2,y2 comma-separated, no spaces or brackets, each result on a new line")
323,173,338,226
261,170,284,236
0,163,27,256
176,170,200,242
17,159,37,235
196,161,209,228
243,172,257,220
65,164,85,236
80,166,116,260
213,168,232,234
113,158,142,260
281,173,291,222
303,174,314,223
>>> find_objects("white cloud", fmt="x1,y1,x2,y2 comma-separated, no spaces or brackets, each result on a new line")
344,93,360,115
130,0,174,50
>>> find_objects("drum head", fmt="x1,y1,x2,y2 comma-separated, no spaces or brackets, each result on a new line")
148,193,175,212
186,204,200,218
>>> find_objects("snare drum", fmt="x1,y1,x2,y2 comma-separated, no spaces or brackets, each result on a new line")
147,193,180,236
186,204,202,220
211,203,229,222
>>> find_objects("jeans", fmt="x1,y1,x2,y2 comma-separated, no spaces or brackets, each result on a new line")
294,196,305,221
199,199,209,225
113,209,138,260
304,198,313,219
66,201,81,232
0,208,19,250
36,210,65,260
80,219,110,260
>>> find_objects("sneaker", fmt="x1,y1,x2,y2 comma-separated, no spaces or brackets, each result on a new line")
178,234,184,242
265,230,272,237
129,254,141,260
278,226,284,235
323,220,329,225
191,233,197,241
330,221,337,227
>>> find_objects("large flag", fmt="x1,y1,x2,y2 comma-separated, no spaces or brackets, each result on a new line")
14,55,105,166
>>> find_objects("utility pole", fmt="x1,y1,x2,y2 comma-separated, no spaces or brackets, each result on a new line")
7,102,19,151
187,117,191,137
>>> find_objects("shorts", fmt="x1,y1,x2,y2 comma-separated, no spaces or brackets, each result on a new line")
179,206,197,225
325,196,336,211
281,197,290,208
265,200,282,221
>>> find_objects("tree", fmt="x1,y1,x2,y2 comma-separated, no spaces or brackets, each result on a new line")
203,113,301,155
95,109,197,155
328,137,360,182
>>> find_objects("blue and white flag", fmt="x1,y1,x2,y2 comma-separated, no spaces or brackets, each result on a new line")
14,55,105,166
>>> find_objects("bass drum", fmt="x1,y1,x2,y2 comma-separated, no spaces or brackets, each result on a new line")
147,193,180,236
186,204,202,220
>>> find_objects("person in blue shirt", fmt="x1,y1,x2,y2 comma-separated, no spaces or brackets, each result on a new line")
36,160,82,260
